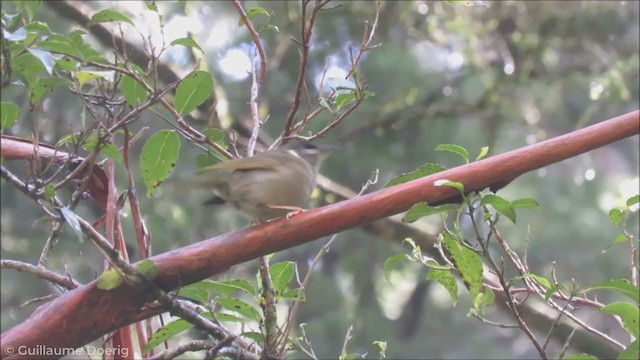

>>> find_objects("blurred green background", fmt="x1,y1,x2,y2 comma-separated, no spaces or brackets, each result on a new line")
1,1,638,358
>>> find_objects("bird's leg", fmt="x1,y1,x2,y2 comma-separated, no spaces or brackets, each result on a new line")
266,204,307,220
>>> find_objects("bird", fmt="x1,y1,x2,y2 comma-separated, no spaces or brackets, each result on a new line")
182,140,334,222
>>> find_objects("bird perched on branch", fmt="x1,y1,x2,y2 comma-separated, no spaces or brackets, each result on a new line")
181,140,334,222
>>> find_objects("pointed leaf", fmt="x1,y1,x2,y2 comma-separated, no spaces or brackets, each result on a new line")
89,9,134,26
140,130,181,197
427,268,458,304
383,254,409,283
1,102,20,130
170,37,203,52
216,297,261,321
583,279,639,304
270,261,295,294
384,163,446,188
480,194,517,223
175,71,213,115
435,144,469,163
601,302,639,338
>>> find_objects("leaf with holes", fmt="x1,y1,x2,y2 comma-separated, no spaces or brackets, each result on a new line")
216,297,260,321
442,232,483,298
385,163,446,188
140,130,181,197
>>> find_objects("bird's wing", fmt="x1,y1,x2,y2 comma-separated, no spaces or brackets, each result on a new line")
199,153,281,174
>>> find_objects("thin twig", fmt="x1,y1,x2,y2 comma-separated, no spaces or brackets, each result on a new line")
19,294,59,308
277,169,379,356
1,259,80,290
283,1,328,137
247,47,262,157
231,0,267,84
346,1,382,80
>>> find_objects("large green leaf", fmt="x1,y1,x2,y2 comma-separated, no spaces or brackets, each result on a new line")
140,130,181,197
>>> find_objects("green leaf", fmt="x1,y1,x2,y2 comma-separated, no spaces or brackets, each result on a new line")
241,331,264,344
216,297,261,321
29,77,71,105
427,268,458,304
270,261,295,295
472,287,495,312
527,274,552,290
170,37,203,52
15,0,41,21
89,9,134,26
384,163,446,187
24,21,51,35
96,268,124,290
238,7,270,26
144,312,215,352
627,194,639,207
71,34,110,64
442,232,483,298
434,179,465,194
618,339,639,360
476,146,489,161
435,144,469,163
563,353,598,360
43,183,55,201
76,70,114,86
121,75,149,106
216,313,244,323
195,128,228,166
265,24,280,32
135,259,158,280
281,288,303,300
480,194,517,223
403,203,458,223
383,254,409,283
181,279,256,299
54,57,78,71
196,153,221,169
82,130,123,162
511,198,539,209
604,233,630,251
373,341,387,359
601,302,639,338
13,53,46,82
583,279,639,304
174,70,213,115
1,102,20,130
177,286,209,303
36,35,83,59
335,91,356,112
140,130,181,197
609,208,624,226
203,128,227,147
